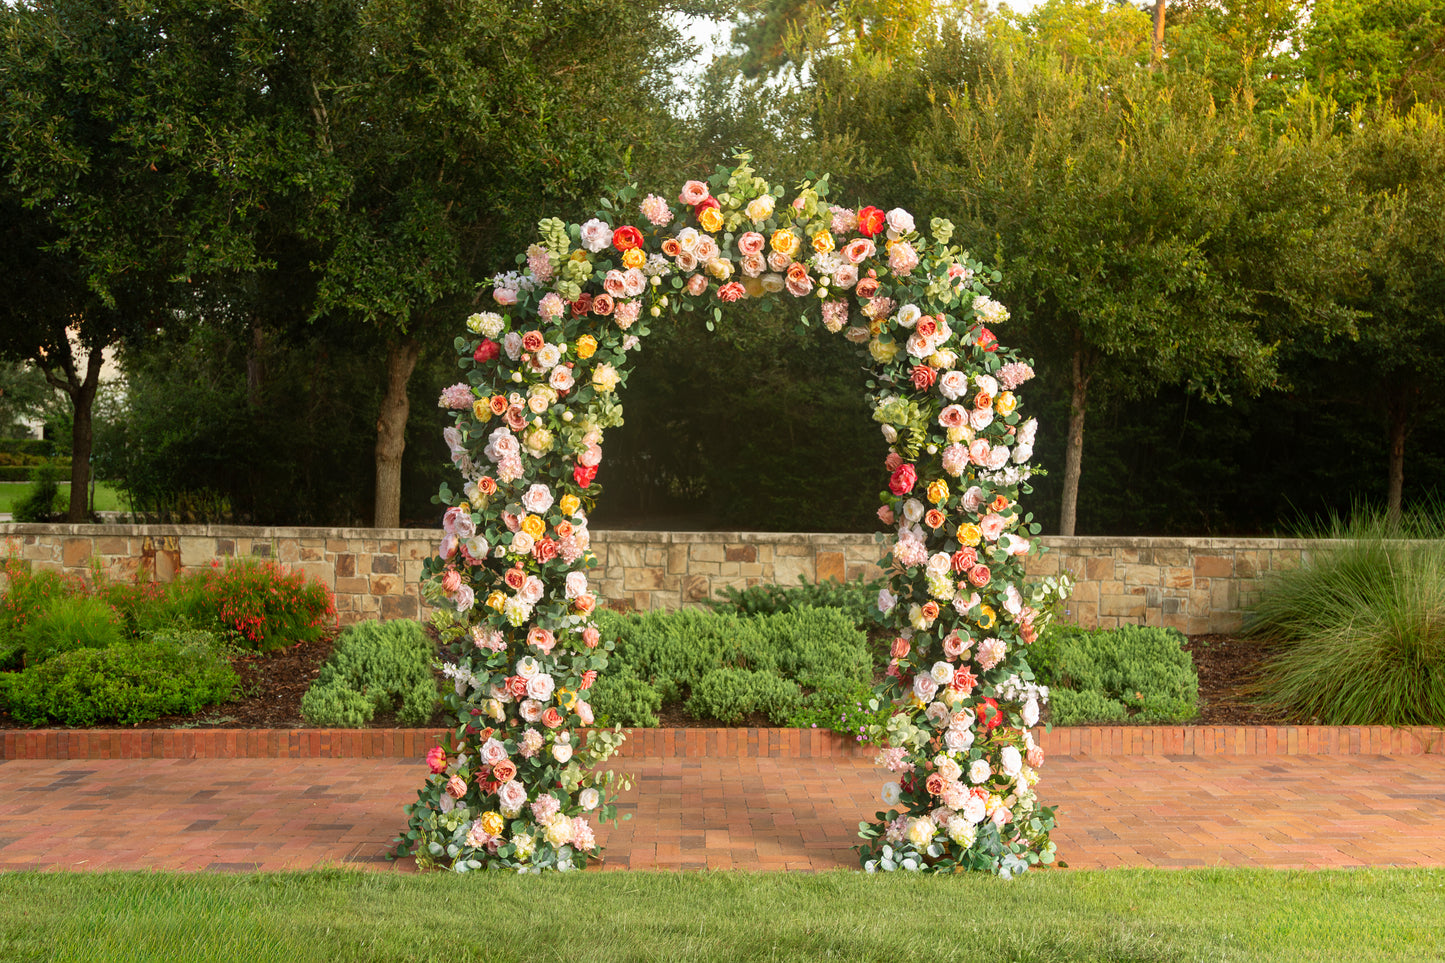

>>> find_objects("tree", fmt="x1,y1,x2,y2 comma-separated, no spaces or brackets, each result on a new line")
915,56,1359,534
1293,0,1445,113
1345,104,1445,521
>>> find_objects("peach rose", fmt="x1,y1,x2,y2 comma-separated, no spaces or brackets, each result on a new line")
737,231,766,256
686,274,708,296
785,262,813,297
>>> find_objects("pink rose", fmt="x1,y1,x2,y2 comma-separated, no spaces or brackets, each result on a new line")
527,627,556,653
877,505,895,525
785,262,813,297
888,464,917,496
832,263,859,289
686,274,708,296
603,270,627,298
967,564,991,588
737,231,765,256
740,252,766,277
941,444,968,476
445,775,467,799
541,707,564,729
938,404,967,428
856,275,880,298
426,746,447,774
441,569,462,593
968,438,992,465
582,626,600,648
591,293,615,316
842,237,876,264
980,513,1006,541
679,180,710,206
888,241,919,276
890,636,911,659
494,288,518,306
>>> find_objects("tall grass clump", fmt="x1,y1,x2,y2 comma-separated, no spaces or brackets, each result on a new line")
1246,507,1445,726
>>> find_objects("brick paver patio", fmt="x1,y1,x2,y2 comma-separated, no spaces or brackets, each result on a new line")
3,731,1444,872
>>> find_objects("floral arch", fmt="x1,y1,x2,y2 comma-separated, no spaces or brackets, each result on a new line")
396,156,1065,877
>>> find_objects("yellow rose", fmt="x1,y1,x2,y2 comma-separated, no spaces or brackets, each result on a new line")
480,811,505,836
621,247,647,269
556,687,578,710
946,425,973,444
457,501,470,515
958,522,983,546
472,398,491,421
705,257,734,281
575,335,597,360
742,275,766,298
995,391,1017,416
699,206,725,233
745,194,775,222
927,479,949,505
520,514,545,539
486,591,506,612
559,493,580,516
811,230,835,254
592,363,619,393
868,339,899,364
977,604,997,630
770,229,800,257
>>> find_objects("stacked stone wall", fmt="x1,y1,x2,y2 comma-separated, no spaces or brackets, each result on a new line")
0,524,1318,634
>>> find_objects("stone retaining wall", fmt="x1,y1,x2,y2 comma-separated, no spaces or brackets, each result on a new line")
0,523,1319,634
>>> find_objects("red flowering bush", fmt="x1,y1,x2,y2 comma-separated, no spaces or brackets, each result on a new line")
166,559,337,653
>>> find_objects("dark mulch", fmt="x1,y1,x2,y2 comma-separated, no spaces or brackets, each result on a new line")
1,632,1279,730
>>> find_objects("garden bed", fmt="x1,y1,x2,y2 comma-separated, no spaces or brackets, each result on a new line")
0,630,1279,730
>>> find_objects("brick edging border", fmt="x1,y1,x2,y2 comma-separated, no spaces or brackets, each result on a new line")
4,725,1442,761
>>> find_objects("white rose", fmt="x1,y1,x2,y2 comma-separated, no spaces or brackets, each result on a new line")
526,673,555,702
579,788,601,811
886,208,916,237
930,662,954,685
938,370,969,400
552,742,574,764
515,657,540,679
565,570,589,599
580,218,612,253
969,759,992,784
881,782,902,806
521,483,554,515
1001,746,1023,777
896,304,922,328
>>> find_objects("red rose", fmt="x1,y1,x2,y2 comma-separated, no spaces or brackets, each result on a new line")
574,462,598,488
967,563,992,588
910,365,936,391
693,195,720,216
716,281,745,302
473,339,500,363
888,463,917,496
857,206,886,237
571,293,593,317
612,225,644,251
976,325,998,352
979,697,1003,729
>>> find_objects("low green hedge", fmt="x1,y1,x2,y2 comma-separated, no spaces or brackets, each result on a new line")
1030,624,1199,725
0,629,238,726
590,606,872,727
300,619,440,727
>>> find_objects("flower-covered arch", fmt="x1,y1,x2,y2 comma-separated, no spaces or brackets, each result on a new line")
395,156,1068,876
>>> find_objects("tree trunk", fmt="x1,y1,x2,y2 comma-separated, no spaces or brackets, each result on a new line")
37,339,105,523
1151,0,1166,68
1386,383,1410,526
1058,340,1091,537
373,335,420,529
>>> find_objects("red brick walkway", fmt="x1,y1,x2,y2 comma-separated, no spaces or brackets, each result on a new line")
3,741,1444,872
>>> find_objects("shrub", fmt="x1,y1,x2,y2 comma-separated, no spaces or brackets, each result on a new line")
592,606,872,725
17,595,127,666
1033,624,1199,725
588,669,663,727
685,668,802,724
785,679,890,740
0,631,238,726
0,556,85,642
1246,508,1445,725
12,461,63,522
707,575,885,629
166,558,337,652
300,619,439,727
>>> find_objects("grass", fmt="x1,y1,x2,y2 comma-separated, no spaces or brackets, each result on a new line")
0,868,1442,961
0,480,124,515
1245,507,1445,726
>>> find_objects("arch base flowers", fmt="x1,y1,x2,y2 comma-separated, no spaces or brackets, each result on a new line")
394,156,1071,876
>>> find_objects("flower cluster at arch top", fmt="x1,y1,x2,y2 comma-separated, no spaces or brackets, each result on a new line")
404,156,1072,876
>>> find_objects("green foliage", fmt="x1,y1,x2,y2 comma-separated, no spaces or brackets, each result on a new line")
1032,624,1199,725
12,461,63,522
684,668,801,724
589,605,873,727
300,619,439,728
166,559,336,653
0,631,238,726
1246,507,1445,725
786,678,891,740
16,594,126,666
0,555,85,643
708,575,884,627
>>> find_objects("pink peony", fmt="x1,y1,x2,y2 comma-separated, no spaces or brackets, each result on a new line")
640,194,673,226
614,300,642,330
887,241,919,276
437,383,473,410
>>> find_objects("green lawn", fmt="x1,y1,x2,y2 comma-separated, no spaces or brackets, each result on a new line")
0,480,124,515
0,868,1441,962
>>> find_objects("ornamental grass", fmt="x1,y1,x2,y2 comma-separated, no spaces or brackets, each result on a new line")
1246,507,1445,726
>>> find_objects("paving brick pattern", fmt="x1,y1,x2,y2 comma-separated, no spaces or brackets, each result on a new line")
3,741,1444,873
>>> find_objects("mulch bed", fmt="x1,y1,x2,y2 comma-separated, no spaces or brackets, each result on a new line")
0,631,1282,730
